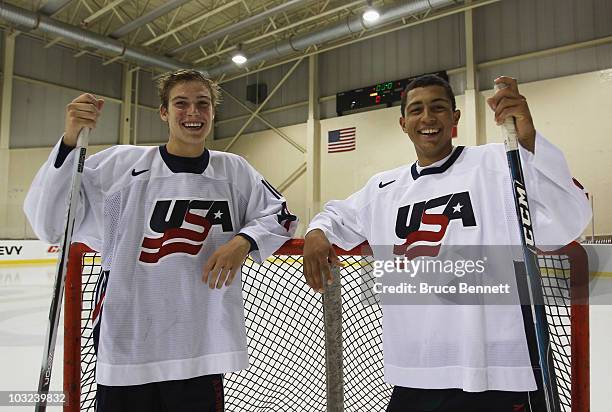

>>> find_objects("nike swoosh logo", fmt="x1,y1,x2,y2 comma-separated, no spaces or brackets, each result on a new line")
378,180,396,188
131,169,149,177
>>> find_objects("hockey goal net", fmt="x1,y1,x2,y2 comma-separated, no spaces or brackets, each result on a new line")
63,240,589,412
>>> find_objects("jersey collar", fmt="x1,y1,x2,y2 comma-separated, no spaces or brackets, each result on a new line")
159,145,210,174
411,146,465,180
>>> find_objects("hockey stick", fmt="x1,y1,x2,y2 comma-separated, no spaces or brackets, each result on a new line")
495,82,560,412
36,128,90,412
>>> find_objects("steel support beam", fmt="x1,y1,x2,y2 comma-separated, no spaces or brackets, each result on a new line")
477,34,612,69
39,0,73,16
306,54,321,221
463,0,480,146
223,57,304,152
120,64,132,145
133,69,140,145
221,89,305,153
193,0,363,65
110,0,192,38
13,73,122,104
0,32,16,236
278,162,306,193
216,0,501,84
142,0,242,47
82,0,128,26
0,32,15,150
171,0,306,56
215,100,307,125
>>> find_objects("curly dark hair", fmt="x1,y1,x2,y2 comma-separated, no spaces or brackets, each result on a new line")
400,74,456,116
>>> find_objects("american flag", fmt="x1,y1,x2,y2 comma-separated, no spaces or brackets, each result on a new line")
328,127,356,153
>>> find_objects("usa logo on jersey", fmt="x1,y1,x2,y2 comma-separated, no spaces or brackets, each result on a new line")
393,191,476,258
139,199,233,263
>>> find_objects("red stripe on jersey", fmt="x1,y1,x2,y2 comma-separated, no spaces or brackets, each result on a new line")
394,212,449,249
92,292,105,324
142,212,212,249
140,242,203,263
404,244,443,260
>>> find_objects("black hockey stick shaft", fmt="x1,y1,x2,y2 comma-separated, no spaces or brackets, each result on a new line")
495,82,560,412
36,128,90,412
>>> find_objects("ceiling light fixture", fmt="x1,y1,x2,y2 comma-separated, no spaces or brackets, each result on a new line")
362,0,380,23
232,44,247,65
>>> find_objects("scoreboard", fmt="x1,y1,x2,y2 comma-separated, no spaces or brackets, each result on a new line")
336,71,448,116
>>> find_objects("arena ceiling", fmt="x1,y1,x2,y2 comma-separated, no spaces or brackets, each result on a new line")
0,0,499,82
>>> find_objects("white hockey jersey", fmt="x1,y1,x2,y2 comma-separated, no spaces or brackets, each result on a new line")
25,140,297,386
307,133,590,392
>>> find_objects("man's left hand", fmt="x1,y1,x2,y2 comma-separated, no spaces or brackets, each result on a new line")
487,76,536,153
203,235,251,289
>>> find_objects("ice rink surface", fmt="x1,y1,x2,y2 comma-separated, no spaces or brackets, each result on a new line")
0,264,64,411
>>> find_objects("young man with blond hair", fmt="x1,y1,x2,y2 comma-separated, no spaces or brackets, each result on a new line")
25,69,297,411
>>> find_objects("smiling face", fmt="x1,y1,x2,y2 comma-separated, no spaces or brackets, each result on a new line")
160,80,214,157
399,85,460,166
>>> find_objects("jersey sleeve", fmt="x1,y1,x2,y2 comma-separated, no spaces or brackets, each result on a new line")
235,159,298,263
518,132,591,247
23,138,104,251
307,184,369,251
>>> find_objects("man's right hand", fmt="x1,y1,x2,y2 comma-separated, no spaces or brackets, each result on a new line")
64,93,104,147
303,229,342,293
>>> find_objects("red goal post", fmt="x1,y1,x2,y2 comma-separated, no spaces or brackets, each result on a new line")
63,240,589,412
538,243,590,412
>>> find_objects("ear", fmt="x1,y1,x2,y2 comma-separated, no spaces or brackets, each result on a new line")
159,105,168,122
399,116,407,132
453,109,461,125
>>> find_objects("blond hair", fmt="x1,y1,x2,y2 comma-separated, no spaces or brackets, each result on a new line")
157,69,221,109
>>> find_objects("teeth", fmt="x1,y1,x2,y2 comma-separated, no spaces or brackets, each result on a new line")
420,128,440,135
183,122,203,128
